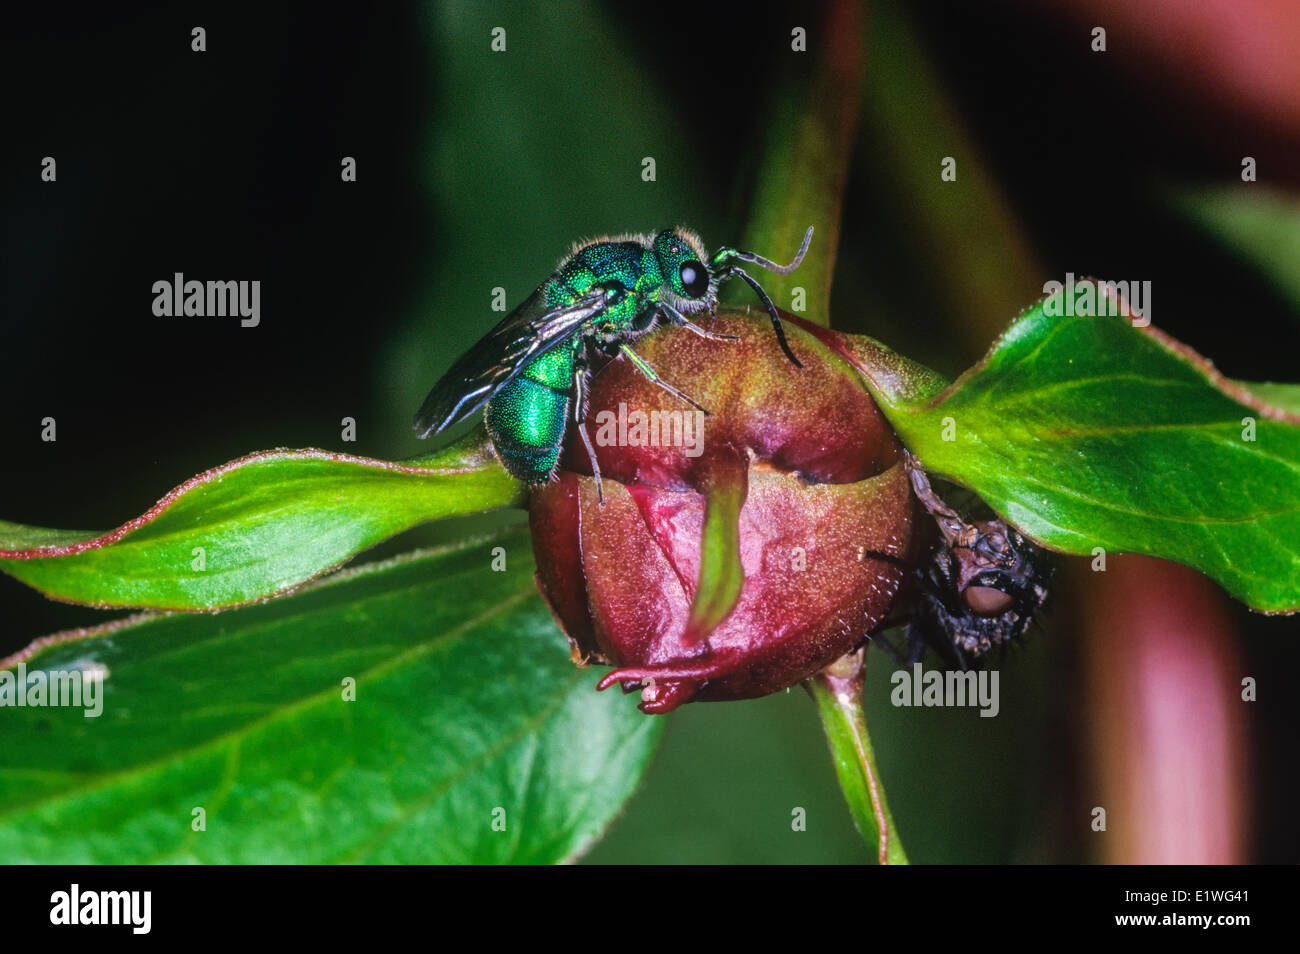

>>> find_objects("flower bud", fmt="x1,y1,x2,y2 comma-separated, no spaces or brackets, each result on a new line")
529,310,916,713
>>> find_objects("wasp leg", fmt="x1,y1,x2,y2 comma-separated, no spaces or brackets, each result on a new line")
572,362,604,505
618,344,709,415
659,303,738,342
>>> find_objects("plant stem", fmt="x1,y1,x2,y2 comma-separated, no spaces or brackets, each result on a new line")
806,649,908,864
739,0,863,327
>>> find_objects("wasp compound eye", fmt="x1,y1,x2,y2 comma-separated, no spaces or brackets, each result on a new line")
679,261,708,297
962,583,1017,617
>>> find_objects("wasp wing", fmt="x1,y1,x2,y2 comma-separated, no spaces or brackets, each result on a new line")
413,287,608,438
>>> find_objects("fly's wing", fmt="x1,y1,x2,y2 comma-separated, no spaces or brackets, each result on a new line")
413,287,607,437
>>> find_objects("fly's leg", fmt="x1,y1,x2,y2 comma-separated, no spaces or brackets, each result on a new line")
852,548,925,670
858,546,922,664
572,360,605,505
659,303,737,342
905,449,1025,570
904,449,968,548
902,448,1052,666
866,624,911,665
618,344,709,415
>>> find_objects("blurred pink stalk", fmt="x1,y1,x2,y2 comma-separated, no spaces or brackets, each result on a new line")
1035,0,1300,179
1080,555,1249,863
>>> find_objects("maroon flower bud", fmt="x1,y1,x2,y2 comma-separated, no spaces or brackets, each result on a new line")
529,310,915,713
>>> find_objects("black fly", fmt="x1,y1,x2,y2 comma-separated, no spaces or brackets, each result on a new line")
870,451,1053,670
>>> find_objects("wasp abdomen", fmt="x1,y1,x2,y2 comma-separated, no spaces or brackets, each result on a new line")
486,359,573,482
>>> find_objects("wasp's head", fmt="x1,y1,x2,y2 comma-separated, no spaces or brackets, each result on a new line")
652,228,716,314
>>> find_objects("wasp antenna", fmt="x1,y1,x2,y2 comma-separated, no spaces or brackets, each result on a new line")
729,267,804,368
723,225,814,275
768,225,814,274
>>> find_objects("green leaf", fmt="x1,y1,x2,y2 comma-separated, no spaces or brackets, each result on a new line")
807,653,907,864
0,432,524,610
1239,381,1300,416
840,283,1300,613
0,528,663,863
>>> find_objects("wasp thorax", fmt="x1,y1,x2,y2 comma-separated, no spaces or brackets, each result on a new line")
529,309,916,713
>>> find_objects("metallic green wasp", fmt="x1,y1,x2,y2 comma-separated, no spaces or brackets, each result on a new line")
413,226,813,497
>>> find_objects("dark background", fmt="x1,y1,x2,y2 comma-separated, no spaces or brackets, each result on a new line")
4,0,1297,863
